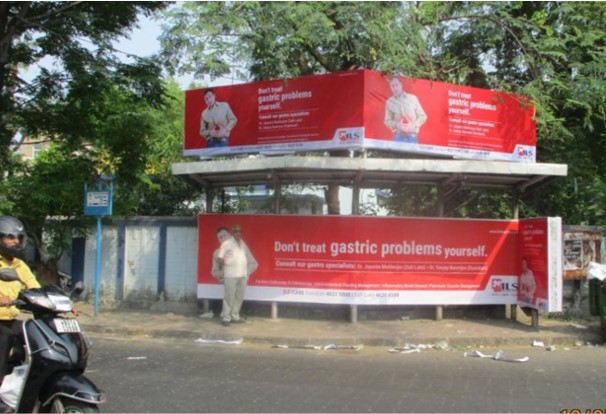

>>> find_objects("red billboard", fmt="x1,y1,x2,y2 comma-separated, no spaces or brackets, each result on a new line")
518,217,563,312
184,69,536,162
197,214,560,310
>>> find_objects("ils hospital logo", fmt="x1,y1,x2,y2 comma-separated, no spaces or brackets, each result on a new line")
337,128,362,143
517,145,535,159
491,278,518,294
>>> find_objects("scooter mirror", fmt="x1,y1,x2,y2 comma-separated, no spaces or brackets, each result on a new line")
71,281,84,298
0,268,19,282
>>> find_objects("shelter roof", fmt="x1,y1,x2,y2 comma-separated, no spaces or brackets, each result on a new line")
172,155,567,191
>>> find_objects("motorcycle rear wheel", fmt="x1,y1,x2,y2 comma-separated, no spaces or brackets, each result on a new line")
50,397,100,413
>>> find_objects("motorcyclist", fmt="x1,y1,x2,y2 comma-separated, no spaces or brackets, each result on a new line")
0,216,40,413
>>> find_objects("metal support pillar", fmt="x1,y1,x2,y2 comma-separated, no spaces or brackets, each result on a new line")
350,305,358,323
435,189,445,321
435,305,443,321
508,189,519,319
202,187,214,314
271,302,278,319
271,181,281,320
94,216,102,317
531,308,539,330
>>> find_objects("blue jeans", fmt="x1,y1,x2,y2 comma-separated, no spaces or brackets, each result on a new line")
207,137,228,148
394,132,418,144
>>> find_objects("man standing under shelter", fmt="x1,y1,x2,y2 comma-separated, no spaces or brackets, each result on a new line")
217,224,258,326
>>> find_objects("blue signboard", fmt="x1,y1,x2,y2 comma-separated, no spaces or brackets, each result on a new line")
84,183,113,216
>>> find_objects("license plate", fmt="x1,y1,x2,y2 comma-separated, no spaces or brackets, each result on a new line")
54,318,81,333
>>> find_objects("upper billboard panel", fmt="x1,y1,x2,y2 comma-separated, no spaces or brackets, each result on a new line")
184,69,536,162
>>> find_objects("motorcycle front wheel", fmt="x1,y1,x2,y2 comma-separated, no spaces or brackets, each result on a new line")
50,397,100,413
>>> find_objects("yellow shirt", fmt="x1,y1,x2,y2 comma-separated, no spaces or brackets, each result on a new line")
0,255,41,320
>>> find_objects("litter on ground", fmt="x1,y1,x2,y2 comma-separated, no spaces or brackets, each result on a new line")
464,349,529,363
194,337,243,345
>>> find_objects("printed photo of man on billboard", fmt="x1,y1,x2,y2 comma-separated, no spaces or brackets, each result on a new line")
519,256,537,304
200,88,238,148
384,75,428,144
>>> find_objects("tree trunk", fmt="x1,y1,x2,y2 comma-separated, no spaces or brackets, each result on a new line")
325,184,340,215
35,258,59,287
324,150,349,215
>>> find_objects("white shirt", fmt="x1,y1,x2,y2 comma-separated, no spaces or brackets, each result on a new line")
217,237,258,278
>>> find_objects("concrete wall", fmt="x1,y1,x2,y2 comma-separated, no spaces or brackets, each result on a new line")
73,217,198,309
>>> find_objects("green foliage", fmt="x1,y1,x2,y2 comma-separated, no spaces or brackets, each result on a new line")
4,144,94,259
0,2,209,262
1,2,169,164
160,1,407,81
116,80,204,217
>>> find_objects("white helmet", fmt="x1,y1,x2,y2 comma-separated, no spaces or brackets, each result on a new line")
0,216,27,259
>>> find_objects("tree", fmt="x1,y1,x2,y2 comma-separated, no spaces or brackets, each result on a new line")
3,78,202,280
0,2,168,180
160,2,606,224
0,1,187,280
124,80,205,217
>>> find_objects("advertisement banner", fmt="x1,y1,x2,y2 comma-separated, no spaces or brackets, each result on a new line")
184,69,536,161
198,214,525,306
518,217,562,312
563,230,602,280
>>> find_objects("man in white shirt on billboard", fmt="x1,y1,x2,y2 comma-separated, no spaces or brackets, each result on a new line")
384,75,427,144
519,256,536,304
199,88,237,148
217,224,258,326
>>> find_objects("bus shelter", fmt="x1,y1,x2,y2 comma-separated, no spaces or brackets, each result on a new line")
172,154,568,324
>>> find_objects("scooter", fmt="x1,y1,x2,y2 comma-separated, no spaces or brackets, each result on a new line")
0,268,106,413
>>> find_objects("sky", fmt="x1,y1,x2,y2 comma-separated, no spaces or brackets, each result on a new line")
21,12,231,91
113,14,195,89
114,13,237,90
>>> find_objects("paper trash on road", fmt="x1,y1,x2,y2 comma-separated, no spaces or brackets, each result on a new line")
494,350,530,363
194,337,243,345
463,350,495,358
464,349,529,363
272,344,322,350
199,311,214,319
532,340,545,347
389,341,449,354
323,344,364,351
272,344,364,351
389,347,421,354
126,356,148,360
588,261,606,281
389,343,427,354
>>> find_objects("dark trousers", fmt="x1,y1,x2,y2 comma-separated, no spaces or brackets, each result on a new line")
0,320,22,386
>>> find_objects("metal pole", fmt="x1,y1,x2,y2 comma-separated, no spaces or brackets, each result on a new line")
94,215,102,317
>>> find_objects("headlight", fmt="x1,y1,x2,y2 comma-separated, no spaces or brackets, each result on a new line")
29,294,56,309
46,293,74,312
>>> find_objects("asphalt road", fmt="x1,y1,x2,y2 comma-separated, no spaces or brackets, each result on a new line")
85,335,606,413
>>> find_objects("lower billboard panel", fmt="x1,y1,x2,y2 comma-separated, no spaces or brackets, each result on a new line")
198,214,561,311
199,274,519,305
